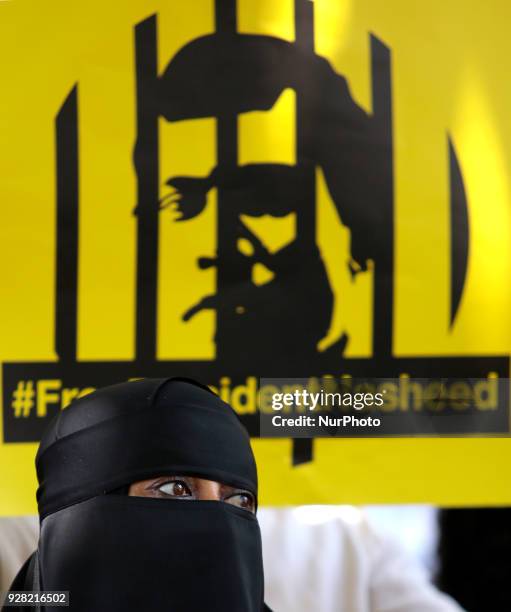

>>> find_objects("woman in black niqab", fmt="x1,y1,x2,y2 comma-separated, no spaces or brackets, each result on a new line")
4,377,273,611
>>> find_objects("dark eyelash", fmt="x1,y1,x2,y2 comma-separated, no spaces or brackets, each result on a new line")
153,478,190,493
226,490,255,502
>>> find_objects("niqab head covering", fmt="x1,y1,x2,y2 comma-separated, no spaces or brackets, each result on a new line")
8,378,271,611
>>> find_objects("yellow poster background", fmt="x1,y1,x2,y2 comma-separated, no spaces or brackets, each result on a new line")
0,0,510,515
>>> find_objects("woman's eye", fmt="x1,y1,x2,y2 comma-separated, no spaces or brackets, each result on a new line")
225,493,255,513
158,480,192,498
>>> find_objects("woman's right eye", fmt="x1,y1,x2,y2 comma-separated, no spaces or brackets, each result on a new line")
158,480,192,498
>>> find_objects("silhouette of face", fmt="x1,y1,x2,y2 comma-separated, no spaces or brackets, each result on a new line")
129,475,256,513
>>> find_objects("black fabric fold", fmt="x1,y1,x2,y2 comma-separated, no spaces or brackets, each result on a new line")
39,496,265,612
36,378,257,518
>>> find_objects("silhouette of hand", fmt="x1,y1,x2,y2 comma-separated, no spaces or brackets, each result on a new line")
182,294,216,321
159,176,211,221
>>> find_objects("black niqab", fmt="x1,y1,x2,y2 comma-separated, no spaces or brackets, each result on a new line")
5,378,271,611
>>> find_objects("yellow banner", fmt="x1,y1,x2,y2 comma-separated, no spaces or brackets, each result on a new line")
0,0,510,515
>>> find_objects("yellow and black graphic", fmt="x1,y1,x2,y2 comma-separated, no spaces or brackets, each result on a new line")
1,0,511,510
2,0,509,458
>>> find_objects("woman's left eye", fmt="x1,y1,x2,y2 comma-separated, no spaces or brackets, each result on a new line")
225,492,255,513
158,480,192,498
